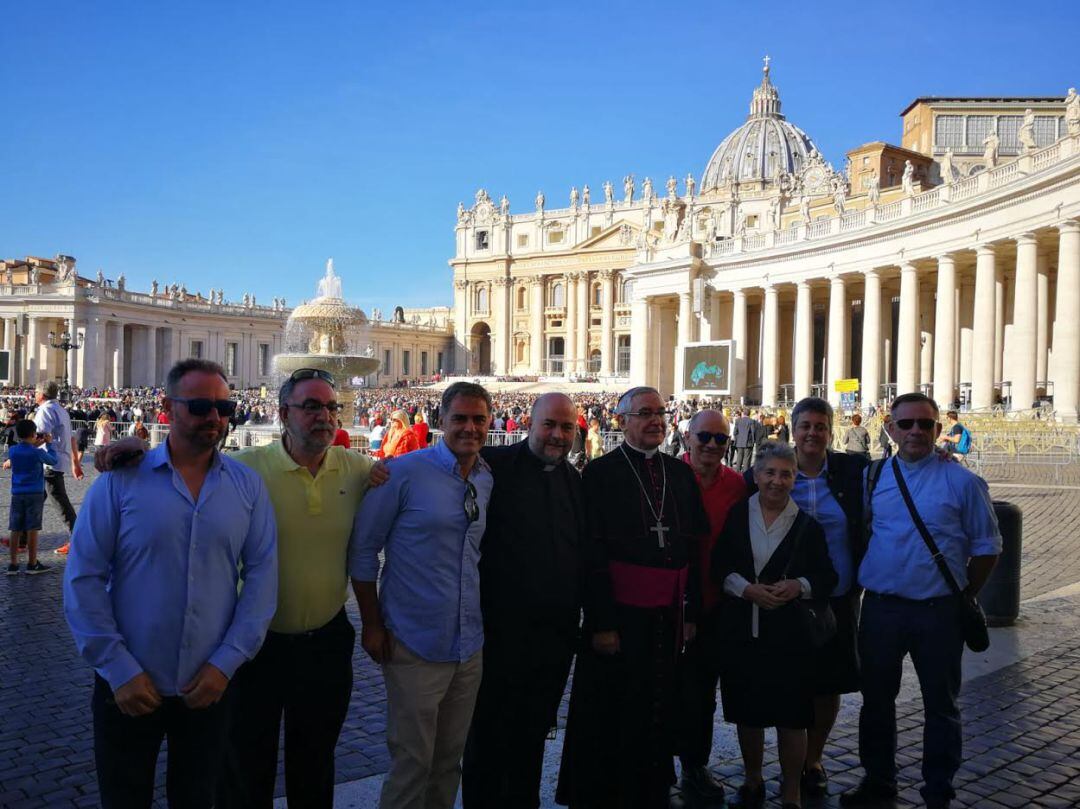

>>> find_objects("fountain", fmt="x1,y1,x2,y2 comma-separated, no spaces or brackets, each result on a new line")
274,259,380,424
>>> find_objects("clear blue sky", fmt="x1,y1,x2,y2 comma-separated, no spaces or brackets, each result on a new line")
3,1,1078,314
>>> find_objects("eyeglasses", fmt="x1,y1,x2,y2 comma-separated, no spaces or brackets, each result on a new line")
463,480,479,524
170,397,238,417
894,418,937,431
288,368,337,387
695,431,730,446
285,400,344,415
625,409,667,420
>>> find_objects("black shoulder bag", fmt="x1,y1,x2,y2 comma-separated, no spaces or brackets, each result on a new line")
890,460,990,652
780,514,837,648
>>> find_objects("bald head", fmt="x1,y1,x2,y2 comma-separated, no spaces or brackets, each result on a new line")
528,393,578,465
687,408,731,476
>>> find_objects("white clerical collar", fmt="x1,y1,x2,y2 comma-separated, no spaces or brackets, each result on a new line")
623,439,659,459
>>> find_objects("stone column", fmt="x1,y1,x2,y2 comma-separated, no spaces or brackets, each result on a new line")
731,289,748,401
675,291,693,396
599,270,614,375
972,246,997,410
896,263,920,395
629,296,650,387
577,272,590,372
994,266,1005,385
1012,233,1039,411
1052,221,1080,420
880,285,894,387
67,318,79,388
565,273,577,376
1036,249,1050,394
493,278,511,376
933,254,957,406
453,280,468,373
529,276,545,374
958,279,974,387
826,275,847,405
26,316,39,384
794,281,813,400
920,284,935,390
861,269,881,406
80,317,103,389
762,286,779,406
146,326,159,386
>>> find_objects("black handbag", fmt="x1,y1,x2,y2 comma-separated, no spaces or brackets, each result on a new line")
780,515,837,648
890,460,990,652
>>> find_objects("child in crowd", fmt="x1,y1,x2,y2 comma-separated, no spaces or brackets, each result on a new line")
4,420,58,575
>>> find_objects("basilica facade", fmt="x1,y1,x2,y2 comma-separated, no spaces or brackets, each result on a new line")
449,62,1080,419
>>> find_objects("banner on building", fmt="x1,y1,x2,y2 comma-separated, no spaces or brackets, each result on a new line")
681,341,732,395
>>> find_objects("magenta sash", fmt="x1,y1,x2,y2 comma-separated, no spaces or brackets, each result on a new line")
608,560,688,609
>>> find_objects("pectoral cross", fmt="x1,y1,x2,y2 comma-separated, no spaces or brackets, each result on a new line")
650,520,669,548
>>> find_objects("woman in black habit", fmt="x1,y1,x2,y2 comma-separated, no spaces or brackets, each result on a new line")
712,441,837,809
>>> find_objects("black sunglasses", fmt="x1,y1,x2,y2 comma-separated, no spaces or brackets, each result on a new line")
170,397,237,417
463,480,479,524
894,418,937,431
288,368,337,387
284,400,344,415
695,431,730,446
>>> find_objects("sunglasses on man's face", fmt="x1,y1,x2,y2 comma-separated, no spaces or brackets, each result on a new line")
170,397,237,417
894,418,937,431
695,431,730,446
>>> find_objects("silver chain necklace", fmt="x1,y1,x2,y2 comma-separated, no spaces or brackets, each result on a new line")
619,444,670,548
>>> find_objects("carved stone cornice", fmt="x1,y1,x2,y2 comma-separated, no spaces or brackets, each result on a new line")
493,277,513,287
454,280,469,290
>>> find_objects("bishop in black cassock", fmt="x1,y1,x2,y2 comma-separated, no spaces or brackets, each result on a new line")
556,388,709,809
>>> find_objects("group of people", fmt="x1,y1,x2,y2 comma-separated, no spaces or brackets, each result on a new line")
56,360,1001,809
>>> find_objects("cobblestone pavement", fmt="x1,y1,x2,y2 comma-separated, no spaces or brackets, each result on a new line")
1,462,1079,808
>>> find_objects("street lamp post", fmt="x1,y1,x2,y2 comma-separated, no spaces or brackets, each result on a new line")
48,329,81,392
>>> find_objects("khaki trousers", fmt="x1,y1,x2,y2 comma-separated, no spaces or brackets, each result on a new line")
380,642,484,809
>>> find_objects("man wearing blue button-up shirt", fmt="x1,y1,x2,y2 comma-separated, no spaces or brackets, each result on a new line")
842,393,1000,809
63,359,278,809
350,381,494,809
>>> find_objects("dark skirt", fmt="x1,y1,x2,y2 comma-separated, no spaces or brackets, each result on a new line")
719,635,814,729
811,593,861,696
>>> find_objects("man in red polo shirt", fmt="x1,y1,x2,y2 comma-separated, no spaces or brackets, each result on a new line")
677,408,748,804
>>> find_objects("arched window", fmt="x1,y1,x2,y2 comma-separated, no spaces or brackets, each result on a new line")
516,286,527,311
476,286,489,312
592,282,602,307
551,282,565,308
618,278,631,304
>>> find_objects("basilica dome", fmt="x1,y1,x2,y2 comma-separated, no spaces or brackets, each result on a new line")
700,59,818,192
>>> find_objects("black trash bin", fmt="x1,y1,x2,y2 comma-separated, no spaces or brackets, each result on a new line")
978,501,1022,627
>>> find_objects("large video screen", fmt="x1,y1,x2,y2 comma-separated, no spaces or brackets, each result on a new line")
682,342,732,394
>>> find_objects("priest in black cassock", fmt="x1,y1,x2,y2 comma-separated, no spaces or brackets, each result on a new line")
556,386,710,809
462,393,586,809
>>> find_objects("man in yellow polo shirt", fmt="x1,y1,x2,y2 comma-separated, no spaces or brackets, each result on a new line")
217,368,386,809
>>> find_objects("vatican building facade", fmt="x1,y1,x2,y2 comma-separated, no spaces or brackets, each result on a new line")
450,62,1080,419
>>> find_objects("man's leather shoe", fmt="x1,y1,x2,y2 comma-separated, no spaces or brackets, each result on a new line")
729,781,765,809
680,765,727,804
839,780,898,807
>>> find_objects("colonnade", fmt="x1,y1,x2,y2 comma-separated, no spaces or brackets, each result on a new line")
456,269,626,377
631,219,1080,419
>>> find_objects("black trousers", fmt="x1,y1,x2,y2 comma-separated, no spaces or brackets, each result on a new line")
462,636,574,809
92,675,232,809
44,470,78,533
733,446,753,472
216,609,355,809
676,614,722,768
858,593,964,804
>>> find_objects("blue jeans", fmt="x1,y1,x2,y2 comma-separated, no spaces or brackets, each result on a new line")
858,592,964,803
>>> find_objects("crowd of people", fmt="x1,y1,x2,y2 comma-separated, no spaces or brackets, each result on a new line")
4,368,995,809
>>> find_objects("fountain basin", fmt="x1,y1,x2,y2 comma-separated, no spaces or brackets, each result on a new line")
274,353,380,380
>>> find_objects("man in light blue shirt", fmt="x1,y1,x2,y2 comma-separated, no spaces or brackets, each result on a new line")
64,359,278,809
843,393,1000,809
350,381,494,809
